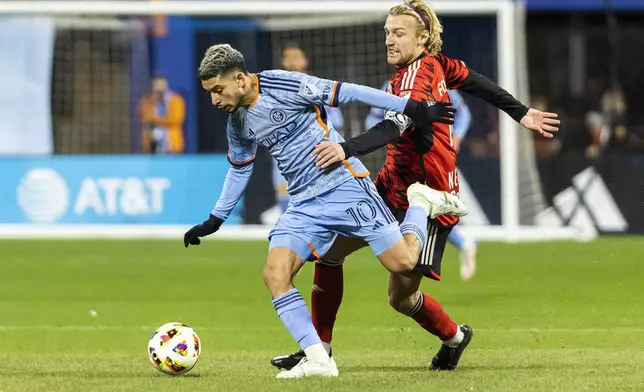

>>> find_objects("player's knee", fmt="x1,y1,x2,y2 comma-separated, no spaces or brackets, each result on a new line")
262,263,290,293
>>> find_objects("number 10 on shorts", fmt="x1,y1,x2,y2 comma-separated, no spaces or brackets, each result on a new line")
345,201,377,228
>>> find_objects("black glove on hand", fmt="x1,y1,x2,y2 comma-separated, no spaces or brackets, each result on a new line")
403,100,456,129
184,214,223,247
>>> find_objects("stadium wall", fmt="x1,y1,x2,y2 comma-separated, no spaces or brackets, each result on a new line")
2,154,637,241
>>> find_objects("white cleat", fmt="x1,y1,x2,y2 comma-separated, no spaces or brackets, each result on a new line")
407,183,468,219
276,357,339,379
459,240,477,281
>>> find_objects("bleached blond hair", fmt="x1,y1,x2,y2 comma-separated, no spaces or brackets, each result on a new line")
388,0,443,55
198,44,248,80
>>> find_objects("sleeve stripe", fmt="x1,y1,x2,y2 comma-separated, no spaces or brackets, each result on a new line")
260,83,299,94
227,154,255,167
258,75,300,88
330,82,342,107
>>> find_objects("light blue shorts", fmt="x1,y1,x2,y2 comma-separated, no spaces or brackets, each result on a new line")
268,177,401,262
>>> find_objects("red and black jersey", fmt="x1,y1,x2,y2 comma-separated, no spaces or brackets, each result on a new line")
375,51,469,227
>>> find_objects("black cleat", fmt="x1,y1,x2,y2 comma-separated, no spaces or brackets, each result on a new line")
270,348,333,371
429,325,473,371
270,349,306,371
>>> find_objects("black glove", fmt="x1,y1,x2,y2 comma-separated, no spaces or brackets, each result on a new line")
403,100,456,129
184,214,223,247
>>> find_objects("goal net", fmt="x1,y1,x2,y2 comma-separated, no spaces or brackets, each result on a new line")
0,0,592,241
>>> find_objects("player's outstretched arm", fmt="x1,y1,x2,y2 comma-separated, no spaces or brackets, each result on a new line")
184,163,253,247
270,71,454,130
457,70,560,138
337,83,455,129
313,110,421,169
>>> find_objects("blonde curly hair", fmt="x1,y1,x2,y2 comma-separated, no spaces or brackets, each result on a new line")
388,0,443,55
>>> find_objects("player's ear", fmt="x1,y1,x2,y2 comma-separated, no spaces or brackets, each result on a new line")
234,72,245,88
418,29,429,47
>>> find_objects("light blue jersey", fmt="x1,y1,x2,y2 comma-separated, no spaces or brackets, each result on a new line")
272,106,343,191
211,70,411,221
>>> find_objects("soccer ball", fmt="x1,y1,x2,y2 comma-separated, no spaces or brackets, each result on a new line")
148,322,201,375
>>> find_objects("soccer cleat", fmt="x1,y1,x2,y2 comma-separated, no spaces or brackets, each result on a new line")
407,183,468,219
275,357,339,379
271,348,333,371
270,349,306,371
429,325,473,371
459,240,477,281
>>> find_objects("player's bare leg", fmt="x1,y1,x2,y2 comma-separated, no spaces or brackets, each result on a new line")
383,185,472,371
387,267,473,371
403,232,424,261
263,246,338,378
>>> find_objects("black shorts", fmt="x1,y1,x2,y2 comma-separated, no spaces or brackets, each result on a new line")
385,201,453,281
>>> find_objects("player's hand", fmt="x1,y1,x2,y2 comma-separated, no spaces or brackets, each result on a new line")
312,141,345,169
403,100,456,128
520,108,560,138
184,215,223,247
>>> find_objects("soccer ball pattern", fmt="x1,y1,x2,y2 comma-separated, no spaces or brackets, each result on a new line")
148,322,201,375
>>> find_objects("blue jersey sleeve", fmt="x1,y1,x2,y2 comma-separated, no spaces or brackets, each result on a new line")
336,83,407,112
211,116,256,221
211,165,252,221
448,90,471,139
363,80,389,131
258,70,408,113
226,115,257,167
258,70,341,108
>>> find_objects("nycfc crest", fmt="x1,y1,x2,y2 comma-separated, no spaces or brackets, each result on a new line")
270,109,287,124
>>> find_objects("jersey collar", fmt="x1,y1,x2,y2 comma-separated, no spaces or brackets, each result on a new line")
396,49,429,70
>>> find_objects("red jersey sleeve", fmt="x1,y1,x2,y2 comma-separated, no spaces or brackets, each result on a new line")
435,53,470,89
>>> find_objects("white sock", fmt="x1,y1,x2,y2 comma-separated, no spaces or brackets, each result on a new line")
409,195,431,216
304,343,330,364
443,326,464,348
321,341,332,355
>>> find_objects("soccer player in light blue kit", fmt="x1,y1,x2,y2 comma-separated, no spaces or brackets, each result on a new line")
366,82,477,280
183,44,466,379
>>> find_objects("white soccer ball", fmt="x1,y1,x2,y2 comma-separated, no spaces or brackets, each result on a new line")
148,322,201,375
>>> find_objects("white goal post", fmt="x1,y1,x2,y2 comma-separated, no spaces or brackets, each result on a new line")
0,0,594,242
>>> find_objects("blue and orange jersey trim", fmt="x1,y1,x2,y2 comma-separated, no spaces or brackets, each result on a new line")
329,81,342,107
313,105,330,139
227,154,255,167
312,105,369,178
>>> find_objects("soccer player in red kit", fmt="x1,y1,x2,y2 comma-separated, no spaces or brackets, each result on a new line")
271,0,559,372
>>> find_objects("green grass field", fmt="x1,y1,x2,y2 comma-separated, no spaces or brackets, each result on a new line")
1,238,643,391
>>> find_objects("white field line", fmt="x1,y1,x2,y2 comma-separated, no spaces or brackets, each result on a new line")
1,325,643,333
